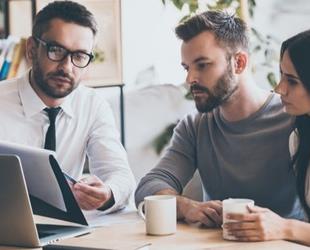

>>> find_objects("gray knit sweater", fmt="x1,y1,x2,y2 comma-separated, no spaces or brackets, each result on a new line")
135,93,305,220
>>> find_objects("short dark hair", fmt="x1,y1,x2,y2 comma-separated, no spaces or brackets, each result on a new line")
175,11,249,53
32,1,97,38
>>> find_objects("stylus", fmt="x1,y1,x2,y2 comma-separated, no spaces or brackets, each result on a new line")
62,171,78,184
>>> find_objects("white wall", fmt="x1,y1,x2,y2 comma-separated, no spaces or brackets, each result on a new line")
250,0,310,88
254,0,310,41
121,0,185,88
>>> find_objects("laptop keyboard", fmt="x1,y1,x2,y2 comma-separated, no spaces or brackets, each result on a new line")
36,224,55,238
36,224,89,239
38,230,54,238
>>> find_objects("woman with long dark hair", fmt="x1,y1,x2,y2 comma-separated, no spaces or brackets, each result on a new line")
225,30,310,246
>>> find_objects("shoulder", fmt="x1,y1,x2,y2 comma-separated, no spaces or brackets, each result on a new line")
0,78,19,95
177,110,212,133
266,92,287,113
263,92,294,124
180,110,203,126
0,71,31,98
0,77,20,106
71,85,111,109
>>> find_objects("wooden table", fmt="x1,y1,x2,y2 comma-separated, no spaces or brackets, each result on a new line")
0,212,309,250
62,221,309,250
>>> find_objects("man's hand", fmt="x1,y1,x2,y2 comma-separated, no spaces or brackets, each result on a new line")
70,175,113,210
178,198,222,227
156,189,222,227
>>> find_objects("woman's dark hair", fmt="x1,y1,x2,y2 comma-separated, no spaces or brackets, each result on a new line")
280,30,310,218
32,1,97,38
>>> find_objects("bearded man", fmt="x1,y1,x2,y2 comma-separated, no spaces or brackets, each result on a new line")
0,1,135,213
135,11,305,226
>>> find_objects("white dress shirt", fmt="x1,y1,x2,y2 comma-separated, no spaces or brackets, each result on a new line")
289,131,310,207
0,70,136,213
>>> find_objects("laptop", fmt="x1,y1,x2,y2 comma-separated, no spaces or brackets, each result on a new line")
0,140,88,225
0,155,91,247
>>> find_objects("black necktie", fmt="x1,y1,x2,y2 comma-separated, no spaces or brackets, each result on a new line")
44,107,61,151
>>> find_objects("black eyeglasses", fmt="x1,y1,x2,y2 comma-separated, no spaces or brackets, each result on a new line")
34,36,94,68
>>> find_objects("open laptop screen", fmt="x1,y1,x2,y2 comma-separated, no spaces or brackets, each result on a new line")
0,154,90,247
0,140,87,225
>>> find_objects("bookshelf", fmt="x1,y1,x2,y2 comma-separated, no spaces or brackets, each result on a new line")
1,0,126,146
0,37,27,80
0,0,35,80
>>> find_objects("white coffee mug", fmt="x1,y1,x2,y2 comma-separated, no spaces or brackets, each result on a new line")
138,195,176,235
222,198,254,240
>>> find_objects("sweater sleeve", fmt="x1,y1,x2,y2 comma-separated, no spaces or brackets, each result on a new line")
135,113,199,206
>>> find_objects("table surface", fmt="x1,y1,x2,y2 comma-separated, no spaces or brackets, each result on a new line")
0,211,309,250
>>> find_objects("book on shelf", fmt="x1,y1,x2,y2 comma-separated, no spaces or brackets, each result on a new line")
0,37,15,73
7,38,27,79
0,36,28,81
0,41,16,80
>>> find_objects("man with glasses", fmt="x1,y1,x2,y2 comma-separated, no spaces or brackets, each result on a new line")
0,1,135,213
33,36,94,69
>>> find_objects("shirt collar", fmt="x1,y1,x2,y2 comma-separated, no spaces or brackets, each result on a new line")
18,70,45,118
18,69,75,118
59,91,74,118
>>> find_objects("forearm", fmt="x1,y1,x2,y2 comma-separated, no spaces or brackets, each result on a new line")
285,219,310,246
135,168,185,207
104,173,136,211
90,153,136,211
156,189,198,220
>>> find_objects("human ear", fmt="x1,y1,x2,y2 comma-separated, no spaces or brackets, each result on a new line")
234,51,248,74
26,37,37,62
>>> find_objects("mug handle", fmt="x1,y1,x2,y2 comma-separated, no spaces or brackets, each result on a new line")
137,201,146,220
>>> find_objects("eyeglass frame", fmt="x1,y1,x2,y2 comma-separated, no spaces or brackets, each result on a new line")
33,36,94,68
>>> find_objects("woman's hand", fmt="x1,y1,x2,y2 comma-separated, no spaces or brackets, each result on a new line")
224,205,289,241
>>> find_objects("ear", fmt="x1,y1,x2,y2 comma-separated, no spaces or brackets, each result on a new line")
233,51,248,74
26,37,36,62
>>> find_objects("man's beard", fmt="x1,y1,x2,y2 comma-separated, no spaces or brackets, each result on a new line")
190,63,238,113
32,58,78,99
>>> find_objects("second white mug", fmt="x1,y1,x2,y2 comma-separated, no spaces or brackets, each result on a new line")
222,198,254,240
138,195,176,236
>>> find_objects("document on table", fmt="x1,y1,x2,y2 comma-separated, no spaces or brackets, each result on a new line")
83,206,139,227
